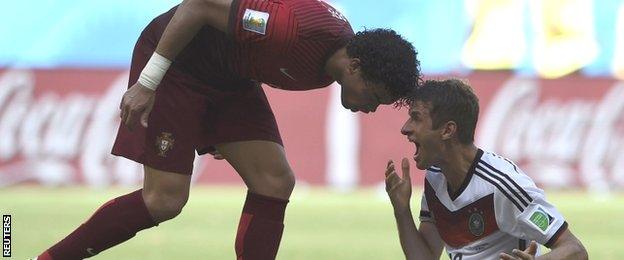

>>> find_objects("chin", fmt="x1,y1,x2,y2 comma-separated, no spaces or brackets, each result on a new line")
415,163,428,171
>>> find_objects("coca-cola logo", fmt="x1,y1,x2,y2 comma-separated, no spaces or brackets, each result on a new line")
0,70,144,187
478,77,624,190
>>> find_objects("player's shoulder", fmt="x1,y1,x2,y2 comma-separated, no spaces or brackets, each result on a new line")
475,150,536,188
288,0,353,33
474,150,542,211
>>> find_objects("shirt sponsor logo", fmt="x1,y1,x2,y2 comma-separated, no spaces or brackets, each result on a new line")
528,206,554,232
242,9,269,35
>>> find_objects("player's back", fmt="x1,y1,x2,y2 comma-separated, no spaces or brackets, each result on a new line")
420,149,568,259
226,0,354,90
141,0,354,93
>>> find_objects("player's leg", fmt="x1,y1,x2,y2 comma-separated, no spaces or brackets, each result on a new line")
200,84,292,260
38,8,207,258
141,166,191,222
38,167,190,260
216,141,294,260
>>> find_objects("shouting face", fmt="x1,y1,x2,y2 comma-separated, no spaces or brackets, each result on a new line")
400,101,445,170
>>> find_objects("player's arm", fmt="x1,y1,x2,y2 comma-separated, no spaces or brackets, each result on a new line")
155,0,232,60
500,229,587,260
385,159,444,260
537,229,587,259
492,167,587,260
120,0,233,130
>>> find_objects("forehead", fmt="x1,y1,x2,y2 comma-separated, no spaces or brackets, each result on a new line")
409,100,431,114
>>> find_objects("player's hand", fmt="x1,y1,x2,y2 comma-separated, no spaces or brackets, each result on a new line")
499,240,537,260
384,158,412,212
120,82,155,131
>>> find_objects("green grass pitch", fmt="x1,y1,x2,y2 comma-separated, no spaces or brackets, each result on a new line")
1,186,622,259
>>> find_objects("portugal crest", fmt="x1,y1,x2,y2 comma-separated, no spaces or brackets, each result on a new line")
468,208,485,237
156,132,175,157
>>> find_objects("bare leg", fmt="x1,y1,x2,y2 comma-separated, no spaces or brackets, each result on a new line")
216,140,295,260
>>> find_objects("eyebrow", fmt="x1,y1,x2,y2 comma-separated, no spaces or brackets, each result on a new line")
409,110,419,118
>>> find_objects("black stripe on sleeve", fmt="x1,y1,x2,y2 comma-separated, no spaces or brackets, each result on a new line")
477,164,529,207
474,171,525,212
419,210,431,218
544,221,569,248
480,160,533,203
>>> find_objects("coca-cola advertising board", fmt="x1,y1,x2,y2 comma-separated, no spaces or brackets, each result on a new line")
1,69,622,190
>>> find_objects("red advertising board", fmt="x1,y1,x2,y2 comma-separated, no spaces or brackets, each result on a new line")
1,69,622,190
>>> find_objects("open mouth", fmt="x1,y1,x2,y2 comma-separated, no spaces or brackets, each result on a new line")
412,141,421,161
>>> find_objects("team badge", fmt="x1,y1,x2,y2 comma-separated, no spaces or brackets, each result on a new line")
242,9,269,35
527,206,555,233
155,132,175,157
468,208,485,237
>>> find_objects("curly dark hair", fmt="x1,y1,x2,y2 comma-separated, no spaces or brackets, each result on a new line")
407,79,480,144
345,28,422,107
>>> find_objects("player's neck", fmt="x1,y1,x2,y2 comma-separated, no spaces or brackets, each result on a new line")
324,47,348,80
440,144,478,193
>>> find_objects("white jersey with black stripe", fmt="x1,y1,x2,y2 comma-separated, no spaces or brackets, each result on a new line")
419,149,568,260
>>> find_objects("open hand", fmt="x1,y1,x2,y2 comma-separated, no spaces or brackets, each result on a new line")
119,82,155,130
500,240,537,260
385,158,412,212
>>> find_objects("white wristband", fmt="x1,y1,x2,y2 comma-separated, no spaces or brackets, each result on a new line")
138,52,172,91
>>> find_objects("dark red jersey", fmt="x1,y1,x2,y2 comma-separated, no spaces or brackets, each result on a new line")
171,0,354,91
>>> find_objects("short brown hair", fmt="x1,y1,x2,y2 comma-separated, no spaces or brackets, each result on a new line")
409,79,479,144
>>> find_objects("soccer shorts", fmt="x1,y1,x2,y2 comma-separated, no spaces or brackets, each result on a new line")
111,8,283,175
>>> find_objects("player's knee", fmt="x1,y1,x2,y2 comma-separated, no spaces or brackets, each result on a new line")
271,166,296,191
142,191,188,222
252,165,295,198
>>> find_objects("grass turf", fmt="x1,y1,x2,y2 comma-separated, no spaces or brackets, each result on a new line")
0,186,622,259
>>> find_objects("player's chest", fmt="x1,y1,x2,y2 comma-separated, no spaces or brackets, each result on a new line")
256,56,329,90
426,191,500,248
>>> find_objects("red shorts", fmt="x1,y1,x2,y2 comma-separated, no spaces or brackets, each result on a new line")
111,9,282,175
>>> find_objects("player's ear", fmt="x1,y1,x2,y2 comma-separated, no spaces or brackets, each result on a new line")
440,121,457,141
348,58,361,74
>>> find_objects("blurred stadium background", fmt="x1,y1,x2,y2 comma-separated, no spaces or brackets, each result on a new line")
1,0,624,259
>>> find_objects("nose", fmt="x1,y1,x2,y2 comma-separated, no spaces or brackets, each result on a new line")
400,121,410,136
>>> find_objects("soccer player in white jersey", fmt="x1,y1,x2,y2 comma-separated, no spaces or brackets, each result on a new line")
384,79,588,260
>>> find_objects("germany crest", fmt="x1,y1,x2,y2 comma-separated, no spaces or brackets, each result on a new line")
468,208,485,237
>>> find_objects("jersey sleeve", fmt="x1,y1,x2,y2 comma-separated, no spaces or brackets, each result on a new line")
228,0,293,49
493,170,568,248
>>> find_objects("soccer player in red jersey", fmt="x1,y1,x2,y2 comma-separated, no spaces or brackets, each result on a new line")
37,0,421,259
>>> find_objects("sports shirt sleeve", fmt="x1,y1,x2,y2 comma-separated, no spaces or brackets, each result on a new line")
492,167,568,248
228,0,293,50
